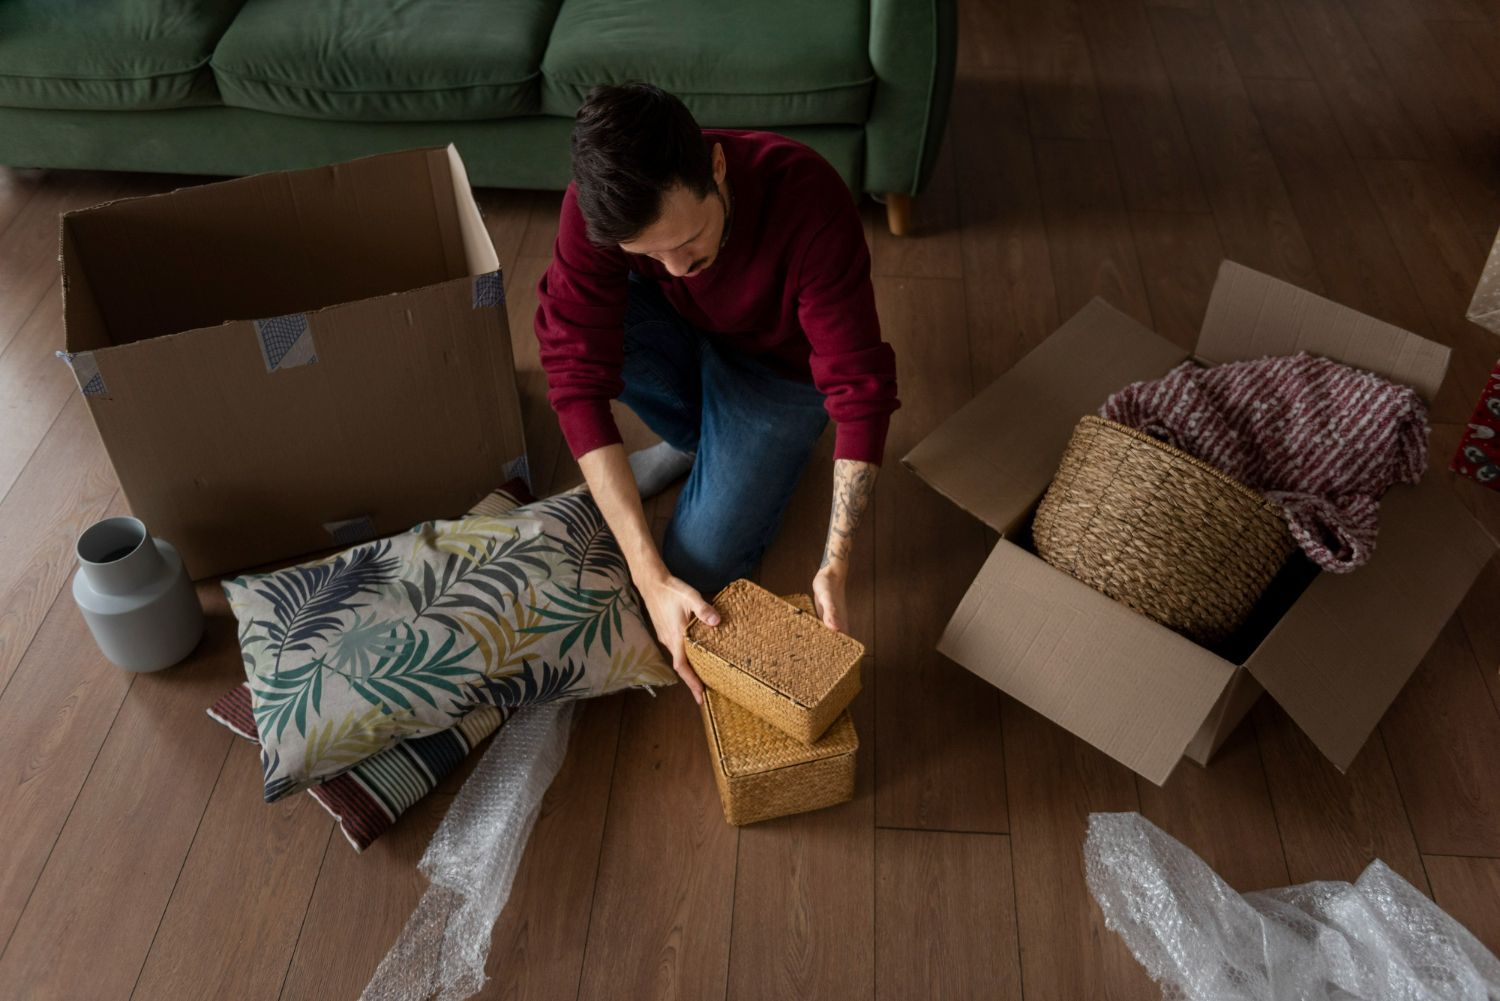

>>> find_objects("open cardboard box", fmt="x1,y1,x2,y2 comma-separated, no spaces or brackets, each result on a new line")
904,261,1498,785
58,146,527,579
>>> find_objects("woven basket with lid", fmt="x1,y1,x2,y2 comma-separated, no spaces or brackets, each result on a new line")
685,579,863,744
1032,415,1296,645
699,594,858,826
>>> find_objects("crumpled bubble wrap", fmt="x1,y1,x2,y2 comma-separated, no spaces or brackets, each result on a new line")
361,701,575,1001
1085,812,1500,1001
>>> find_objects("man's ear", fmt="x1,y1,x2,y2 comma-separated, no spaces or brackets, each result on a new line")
711,143,726,186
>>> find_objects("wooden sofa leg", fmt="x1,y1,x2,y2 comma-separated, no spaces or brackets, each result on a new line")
885,193,912,236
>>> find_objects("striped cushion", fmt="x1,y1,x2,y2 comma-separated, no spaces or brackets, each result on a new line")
209,684,507,851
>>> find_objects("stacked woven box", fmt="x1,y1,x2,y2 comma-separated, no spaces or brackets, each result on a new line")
685,580,864,826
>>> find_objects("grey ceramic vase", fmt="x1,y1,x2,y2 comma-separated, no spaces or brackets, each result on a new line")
72,516,204,672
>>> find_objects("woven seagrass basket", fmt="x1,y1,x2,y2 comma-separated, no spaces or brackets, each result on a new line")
1032,416,1297,644
685,579,863,744
700,688,858,826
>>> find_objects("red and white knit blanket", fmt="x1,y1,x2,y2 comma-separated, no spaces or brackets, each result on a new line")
1102,353,1429,573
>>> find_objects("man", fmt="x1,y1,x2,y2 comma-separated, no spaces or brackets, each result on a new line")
535,83,899,703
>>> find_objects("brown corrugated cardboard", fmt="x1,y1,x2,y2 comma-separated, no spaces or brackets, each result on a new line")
59,146,527,578
1468,226,1500,335
908,261,1498,784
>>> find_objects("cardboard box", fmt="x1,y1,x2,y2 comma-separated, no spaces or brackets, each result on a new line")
904,261,1498,785
58,146,527,579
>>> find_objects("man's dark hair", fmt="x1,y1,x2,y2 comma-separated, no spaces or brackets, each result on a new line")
570,82,716,245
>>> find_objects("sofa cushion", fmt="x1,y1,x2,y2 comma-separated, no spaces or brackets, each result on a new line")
0,0,244,111
541,0,873,126
211,0,562,121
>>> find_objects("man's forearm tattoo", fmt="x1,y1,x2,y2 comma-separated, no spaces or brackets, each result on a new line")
821,459,878,570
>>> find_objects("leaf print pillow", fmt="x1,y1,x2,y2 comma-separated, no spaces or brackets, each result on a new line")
225,487,675,801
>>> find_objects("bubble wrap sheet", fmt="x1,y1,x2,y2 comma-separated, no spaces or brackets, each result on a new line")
1085,813,1500,1001
361,701,575,1001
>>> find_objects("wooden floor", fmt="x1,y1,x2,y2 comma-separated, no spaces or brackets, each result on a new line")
4,0,1500,996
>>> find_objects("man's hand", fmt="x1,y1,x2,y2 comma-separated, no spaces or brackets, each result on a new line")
812,564,848,634
638,569,719,704
816,458,878,634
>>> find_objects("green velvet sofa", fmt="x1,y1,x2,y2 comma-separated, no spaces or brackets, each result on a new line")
0,0,954,233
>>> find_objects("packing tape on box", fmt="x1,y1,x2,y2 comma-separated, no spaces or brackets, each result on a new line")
503,452,531,492
254,313,318,372
323,516,377,546
472,270,504,309
55,350,108,398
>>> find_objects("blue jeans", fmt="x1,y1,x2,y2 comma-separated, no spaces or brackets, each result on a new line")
621,275,829,597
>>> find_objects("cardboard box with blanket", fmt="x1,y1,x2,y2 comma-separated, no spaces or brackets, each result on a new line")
904,261,1498,785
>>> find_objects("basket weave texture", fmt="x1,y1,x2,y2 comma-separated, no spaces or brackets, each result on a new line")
685,579,863,744
699,631,858,827
1032,416,1296,644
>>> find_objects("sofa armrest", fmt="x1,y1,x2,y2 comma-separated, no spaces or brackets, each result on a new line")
865,0,956,197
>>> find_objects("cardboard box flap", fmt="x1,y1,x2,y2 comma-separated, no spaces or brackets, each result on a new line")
61,146,476,348
1243,478,1495,770
1198,261,1449,402
1469,230,1500,335
903,299,1188,535
939,541,1236,785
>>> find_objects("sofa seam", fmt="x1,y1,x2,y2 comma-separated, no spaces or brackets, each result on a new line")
0,58,213,84
209,65,543,95
543,75,877,98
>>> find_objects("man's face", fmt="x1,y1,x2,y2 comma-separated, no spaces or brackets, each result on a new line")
619,144,728,279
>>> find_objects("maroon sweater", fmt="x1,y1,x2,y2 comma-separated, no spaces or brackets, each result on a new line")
534,130,899,465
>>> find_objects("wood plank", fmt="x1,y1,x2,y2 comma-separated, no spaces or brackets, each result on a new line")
871,134,963,279
1077,0,1212,214
727,677,875,1001
0,172,161,357
1128,209,1225,350
1456,556,1500,709
1380,616,1500,856
0,398,120,696
1276,0,1427,158
1254,701,1429,889
278,788,453,1000
0,290,81,501
1149,7,1322,289
0,581,239,1001
0,168,41,236
1001,698,1156,1000
505,253,566,496
0,515,133,951
874,830,1021,1000
1012,0,1111,140
484,695,626,1000
520,191,563,260
1244,76,1430,335
872,276,1006,833
574,687,738,1001
1359,157,1497,424
1137,717,1290,892
1424,854,1500,957
130,742,330,1001
474,187,535,280
1213,0,1311,79
721,431,875,1001
1347,0,1500,245
1035,139,1153,327
281,696,624,1000
1405,0,1489,19
950,68,1060,382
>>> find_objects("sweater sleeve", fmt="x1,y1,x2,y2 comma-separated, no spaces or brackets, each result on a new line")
796,207,900,464
533,187,630,460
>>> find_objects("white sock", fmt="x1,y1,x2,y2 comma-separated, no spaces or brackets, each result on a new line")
629,441,696,499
